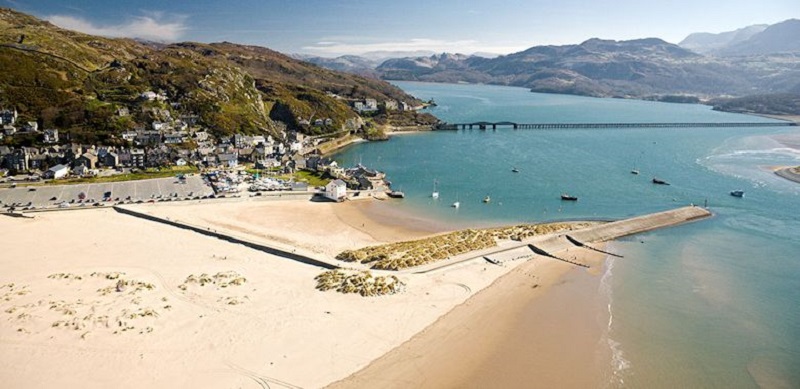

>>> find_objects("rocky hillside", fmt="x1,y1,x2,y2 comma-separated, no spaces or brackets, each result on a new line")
0,8,424,144
679,24,767,55
714,19,800,57
371,34,800,102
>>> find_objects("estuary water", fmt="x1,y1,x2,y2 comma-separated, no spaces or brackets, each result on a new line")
334,82,800,388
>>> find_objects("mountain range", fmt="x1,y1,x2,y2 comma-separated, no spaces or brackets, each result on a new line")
0,8,425,145
304,19,800,113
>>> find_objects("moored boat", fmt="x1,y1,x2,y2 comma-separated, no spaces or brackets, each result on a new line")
652,177,670,185
483,195,491,203
511,167,519,173
561,194,578,201
451,201,460,209
432,179,439,199
730,190,745,198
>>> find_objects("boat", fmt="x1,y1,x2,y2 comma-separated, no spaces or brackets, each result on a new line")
387,190,405,198
431,179,439,199
730,190,745,198
631,169,640,175
511,167,519,173
452,201,460,209
652,177,670,185
483,195,491,203
560,194,578,201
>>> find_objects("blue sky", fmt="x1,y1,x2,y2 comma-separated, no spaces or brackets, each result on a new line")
4,0,799,56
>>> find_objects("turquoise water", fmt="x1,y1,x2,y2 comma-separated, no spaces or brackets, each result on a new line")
334,82,800,388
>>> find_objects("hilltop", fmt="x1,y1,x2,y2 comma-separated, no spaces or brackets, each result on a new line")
681,19,800,56
302,19,800,114
0,8,428,144
373,37,800,100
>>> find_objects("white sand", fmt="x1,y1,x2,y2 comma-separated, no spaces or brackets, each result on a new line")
0,200,551,389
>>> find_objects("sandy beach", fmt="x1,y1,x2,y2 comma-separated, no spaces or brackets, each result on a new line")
0,195,706,388
766,130,800,184
0,197,578,388
327,247,612,389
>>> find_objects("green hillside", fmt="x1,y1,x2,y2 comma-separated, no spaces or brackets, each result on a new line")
0,8,426,144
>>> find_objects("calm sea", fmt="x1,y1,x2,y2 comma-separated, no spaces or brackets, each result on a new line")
334,81,800,388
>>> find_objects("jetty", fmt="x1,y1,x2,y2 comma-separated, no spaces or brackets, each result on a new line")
414,205,711,273
434,121,795,131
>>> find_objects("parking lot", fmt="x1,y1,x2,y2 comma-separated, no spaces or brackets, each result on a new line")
0,176,213,210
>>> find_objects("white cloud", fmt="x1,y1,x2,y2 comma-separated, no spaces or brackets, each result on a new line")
302,38,527,57
46,13,187,42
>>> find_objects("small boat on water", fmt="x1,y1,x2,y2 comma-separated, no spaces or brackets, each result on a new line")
560,194,578,201
631,169,640,175
451,201,460,209
431,180,439,199
730,190,745,198
483,195,491,203
652,177,670,185
387,190,405,198
511,167,519,173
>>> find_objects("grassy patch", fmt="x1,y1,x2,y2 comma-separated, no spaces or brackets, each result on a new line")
48,165,198,185
290,170,330,187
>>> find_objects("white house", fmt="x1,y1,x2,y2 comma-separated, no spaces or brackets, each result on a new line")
325,179,347,202
290,141,303,152
0,109,17,125
43,129,58,144
46,164,69,179
175,158,187,166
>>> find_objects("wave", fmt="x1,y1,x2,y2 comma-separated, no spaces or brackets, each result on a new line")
599,252,631,388
705,147,800,162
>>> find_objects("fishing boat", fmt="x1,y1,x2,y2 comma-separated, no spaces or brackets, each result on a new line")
560,194,578,201
652,177,670,185
730,190,745,198
431,179,439,199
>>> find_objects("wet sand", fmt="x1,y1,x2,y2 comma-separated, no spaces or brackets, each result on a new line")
327,246,612,389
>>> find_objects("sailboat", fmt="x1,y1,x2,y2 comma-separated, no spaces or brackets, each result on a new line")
432,179,439,199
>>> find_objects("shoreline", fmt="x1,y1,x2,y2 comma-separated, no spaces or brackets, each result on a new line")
774,166,800,184
326,244,612,389
0,196,710,388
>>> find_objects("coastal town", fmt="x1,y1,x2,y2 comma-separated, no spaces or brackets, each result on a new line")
0,94,421,210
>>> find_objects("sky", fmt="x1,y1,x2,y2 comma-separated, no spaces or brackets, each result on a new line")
4,0,799,57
